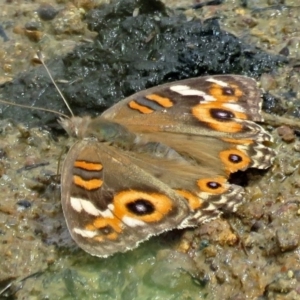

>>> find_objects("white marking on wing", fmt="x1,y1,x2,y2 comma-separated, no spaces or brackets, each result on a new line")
108,204,114,211
206,78,228,87
223,103,245,112
170,85,216,101
70,197,82,212
73,228,97,238
122,216,146,227
70,197,113,218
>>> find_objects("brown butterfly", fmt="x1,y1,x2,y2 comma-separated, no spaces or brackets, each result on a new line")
53,74,275,257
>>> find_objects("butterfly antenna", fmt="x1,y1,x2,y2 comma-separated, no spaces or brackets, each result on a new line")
36,51,75,117
0,99,69,118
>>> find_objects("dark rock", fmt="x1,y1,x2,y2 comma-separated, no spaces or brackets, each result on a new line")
37,4,58,21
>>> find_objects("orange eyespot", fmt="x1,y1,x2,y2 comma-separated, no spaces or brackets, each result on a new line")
192,102,247,133
208,83,243,102
86,218,122,241
197,177,228,194
113,190,173,222
219,148,251,173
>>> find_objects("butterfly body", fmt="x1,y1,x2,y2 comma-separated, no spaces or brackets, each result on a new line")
59,75,275,257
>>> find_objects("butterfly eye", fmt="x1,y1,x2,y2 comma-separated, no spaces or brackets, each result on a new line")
126,200,155,216
99,225,114,236
210,108,234,120
228,154,243,163
206,181,222,189
222,86,235,95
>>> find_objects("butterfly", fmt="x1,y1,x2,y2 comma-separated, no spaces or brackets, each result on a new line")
53,74,276,257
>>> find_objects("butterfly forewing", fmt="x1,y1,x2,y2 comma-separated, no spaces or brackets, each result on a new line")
101,74,274,173
102,75,264,128
61,140,190,257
